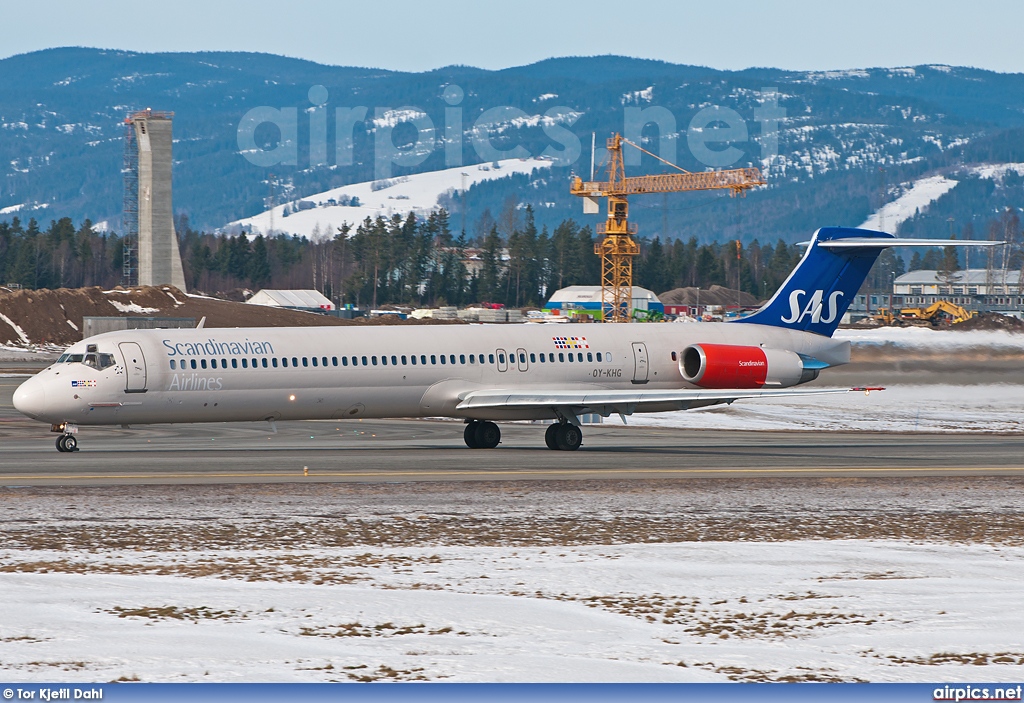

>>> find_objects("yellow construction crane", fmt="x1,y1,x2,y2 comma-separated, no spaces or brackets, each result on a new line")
570,134,765,322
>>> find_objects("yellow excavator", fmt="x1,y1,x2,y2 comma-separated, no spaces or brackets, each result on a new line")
874,300,977,326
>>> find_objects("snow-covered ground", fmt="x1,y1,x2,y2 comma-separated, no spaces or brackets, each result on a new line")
835,326,1024,350
1,541,1022,682
230,158,553,239
858,175,957,233
605,384,1024,433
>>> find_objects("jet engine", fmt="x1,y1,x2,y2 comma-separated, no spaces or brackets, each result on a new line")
679,344,821,389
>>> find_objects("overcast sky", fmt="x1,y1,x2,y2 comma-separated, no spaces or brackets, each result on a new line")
3,0,1022,74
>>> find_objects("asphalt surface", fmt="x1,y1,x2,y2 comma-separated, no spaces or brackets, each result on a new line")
2,376,1024,486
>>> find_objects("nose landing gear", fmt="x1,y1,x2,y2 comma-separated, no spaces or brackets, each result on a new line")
51,422,80,453
56,434,79,452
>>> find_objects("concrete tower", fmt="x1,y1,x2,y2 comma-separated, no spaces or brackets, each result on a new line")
127,110,186,290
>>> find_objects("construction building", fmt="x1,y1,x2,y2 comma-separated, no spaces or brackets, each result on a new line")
123,110,187,290
544,285,663,320
247,289,335,312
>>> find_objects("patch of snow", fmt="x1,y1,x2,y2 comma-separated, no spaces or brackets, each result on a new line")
621,86,654,104
65,319,79,331
230,158,554,239
108,301,159,314
0,203,25,215
0,541,1021,682
835,327,1024,350
0,311,31,344
534,93,558,102
858,174,957,232
609,384,1024,434
969,163,1024,181
371,109,430,129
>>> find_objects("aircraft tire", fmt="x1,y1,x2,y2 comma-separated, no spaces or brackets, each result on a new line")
555,424,582,451
544,423,559,450
64,435,78,452
464,421,480,449
474,421,501,449
56,435,67,452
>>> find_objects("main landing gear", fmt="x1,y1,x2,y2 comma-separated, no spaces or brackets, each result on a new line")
545,422,582,451
464,420,501,449
463,420,582,451
56,434,78,453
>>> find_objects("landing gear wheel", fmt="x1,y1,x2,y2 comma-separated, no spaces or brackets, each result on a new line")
56,435,67,452
464,421,480,448
555,423,582,452
56,435,78,453
544,423,559,450
474,421,501,449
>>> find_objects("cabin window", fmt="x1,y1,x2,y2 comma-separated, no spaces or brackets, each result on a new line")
391,355,397,365
431,355,437,364
381,356,388,366
596,352,602,362
361,356,368,366
293,357,299,367
232,358,238,369
577,353,583,362
420,355,427,365
332,357,338,366
411,355,417,365
342,357,349,367
220,359,227,368
519,353,526,364
469,354,475,364
322,356,328,367
530,353,536,363
489,354,495,364
549,353,555,362
460,354,466,364
605,352,612,361
371,356,378,366
262,358,268,368
302,357,308,367
190,360,197,370
587,352,593,362
539,354,545,363
170,360,176,370
440,355,446,365
567,354,573,363
670,351,676,361
272,358,278,368
401,355,407,365
242,358,248,368
282,358,289,368
200,359,207,369
498,353,505,364
558,353,564,362
312,357,318,367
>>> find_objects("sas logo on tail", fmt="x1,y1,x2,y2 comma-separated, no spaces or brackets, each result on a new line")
780,290,844,325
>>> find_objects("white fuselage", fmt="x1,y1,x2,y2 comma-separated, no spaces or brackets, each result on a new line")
13,322,849,427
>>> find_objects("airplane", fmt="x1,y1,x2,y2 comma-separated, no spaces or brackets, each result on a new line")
13,227,998,453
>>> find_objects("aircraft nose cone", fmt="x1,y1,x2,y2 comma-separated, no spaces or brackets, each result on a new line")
13,377,47,419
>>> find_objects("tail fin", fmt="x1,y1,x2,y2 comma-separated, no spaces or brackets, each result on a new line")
734,227,893,337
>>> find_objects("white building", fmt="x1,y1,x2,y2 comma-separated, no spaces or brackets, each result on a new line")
892,269,1024,311
544,286,664,319
246,289,334,311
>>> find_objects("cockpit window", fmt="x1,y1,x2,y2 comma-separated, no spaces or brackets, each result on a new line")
56,352,114,369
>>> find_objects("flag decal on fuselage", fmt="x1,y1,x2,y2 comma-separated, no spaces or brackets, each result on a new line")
553,336,589,349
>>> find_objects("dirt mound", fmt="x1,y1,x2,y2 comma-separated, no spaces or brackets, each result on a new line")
951,312,1024,333
659,285,760,307
0,286,465,345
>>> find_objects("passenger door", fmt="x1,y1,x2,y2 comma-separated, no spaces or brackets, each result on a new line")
118,342,148,393
631,342,649,384
496,348,508,372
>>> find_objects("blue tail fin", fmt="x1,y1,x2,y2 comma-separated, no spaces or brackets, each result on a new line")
733,227,895,337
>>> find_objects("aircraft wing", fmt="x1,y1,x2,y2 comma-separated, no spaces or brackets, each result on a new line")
456,386,882,423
